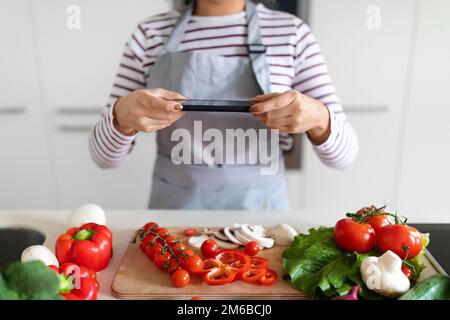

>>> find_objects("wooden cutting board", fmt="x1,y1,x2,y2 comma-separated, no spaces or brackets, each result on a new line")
111,227,306,299
111,227,445,300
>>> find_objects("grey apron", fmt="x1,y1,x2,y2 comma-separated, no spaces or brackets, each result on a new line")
147,0,289,210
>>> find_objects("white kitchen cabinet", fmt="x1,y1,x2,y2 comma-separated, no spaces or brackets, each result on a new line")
286,0,418,211
0,0,57,209
31,0,172,208
396,0,450,213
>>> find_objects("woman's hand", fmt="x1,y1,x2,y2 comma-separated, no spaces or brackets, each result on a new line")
113,88,187,135
250,90,331,145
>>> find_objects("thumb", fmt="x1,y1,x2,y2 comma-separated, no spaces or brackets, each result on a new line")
147,88,188,100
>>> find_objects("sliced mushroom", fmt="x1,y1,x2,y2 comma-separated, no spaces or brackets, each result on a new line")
240,224,275,248
188,234,209,248
214,229,229,241
233,229,252,245
213,237,239,249
224,227,244,245
270,223,298,246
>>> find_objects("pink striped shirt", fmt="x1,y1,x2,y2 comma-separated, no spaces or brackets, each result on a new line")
90,4,358,170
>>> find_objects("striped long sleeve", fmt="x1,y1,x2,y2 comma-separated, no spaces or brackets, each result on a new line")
292,22,359,169
90,5,358,170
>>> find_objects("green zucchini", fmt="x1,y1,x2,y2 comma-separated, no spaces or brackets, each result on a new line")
399,274,450,300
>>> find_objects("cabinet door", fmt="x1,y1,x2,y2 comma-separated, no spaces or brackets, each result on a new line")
0,0,57,209
289,0,416,210
32,0,172,208
397,0,450,214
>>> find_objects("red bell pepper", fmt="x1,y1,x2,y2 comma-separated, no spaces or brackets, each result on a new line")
56,223,112,271
49,263,99,300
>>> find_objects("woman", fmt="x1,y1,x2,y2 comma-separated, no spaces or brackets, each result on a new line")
89,0,358,210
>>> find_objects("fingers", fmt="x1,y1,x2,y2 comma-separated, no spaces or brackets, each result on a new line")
250,90,299,114
265,101,300,120
265,116,296,128
251,92,281,102
139,92,184,119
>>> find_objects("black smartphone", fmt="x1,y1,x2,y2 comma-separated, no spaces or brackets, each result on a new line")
175,99,253,112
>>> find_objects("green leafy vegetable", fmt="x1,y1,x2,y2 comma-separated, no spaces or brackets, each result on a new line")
0,261,61,300
282,227,427,300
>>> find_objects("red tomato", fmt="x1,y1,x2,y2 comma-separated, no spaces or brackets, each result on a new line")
259,269,278,286
201,239,219,258
153,249,170,269
202,267,236,285
184,255,202,274
164,235,178,246
166,257,182,274
156,227,170,238
171,269,190,288
239,268,266,283
334,218,376,253
183,228,198,237
215,250,251,275
142,222,158,232
171,243,186,256
245,241,260,256
376,224,422,259
365,215,390,233
401,266,413,279
183,248,195,258
249,257,269,269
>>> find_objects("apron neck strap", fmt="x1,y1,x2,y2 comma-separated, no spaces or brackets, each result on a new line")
160,0,271,94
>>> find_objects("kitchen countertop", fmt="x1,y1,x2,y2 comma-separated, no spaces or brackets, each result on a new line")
1,210,449,299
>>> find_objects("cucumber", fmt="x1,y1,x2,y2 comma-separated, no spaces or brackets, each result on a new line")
399,274,450,300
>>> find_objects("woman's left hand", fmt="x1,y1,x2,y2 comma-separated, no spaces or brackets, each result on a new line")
250,90,331,145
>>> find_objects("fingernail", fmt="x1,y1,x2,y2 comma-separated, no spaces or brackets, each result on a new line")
173,104,183,111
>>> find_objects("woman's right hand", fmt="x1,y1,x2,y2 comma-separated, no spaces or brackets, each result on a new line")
113,88,187,135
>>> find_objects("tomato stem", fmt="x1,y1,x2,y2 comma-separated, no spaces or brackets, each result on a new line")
137,228,188,264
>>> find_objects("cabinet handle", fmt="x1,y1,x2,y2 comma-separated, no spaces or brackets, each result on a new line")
0,106,26,115
343,105,389,114
58,125,93,133
56,107,102,115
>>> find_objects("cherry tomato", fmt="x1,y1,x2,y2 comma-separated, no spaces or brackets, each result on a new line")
334,218,376,253
401,266,413,279
250,257,269,269
184,228,198,237
215,250,251,275
171,243,186,256
239,268,266,283
184,255,202,274
201,239,219,258
202,267,236,285
166,257,182,274
156,227,170,238
376,224,422,259
142,222,158,232
259,269,278,286
171,269,190,288
153,249,170,269
164,235,178,246
245,241,260,256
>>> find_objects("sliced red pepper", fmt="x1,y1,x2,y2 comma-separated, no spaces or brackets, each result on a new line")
215,250,251,275
250,257,269,269
198,258,223,275
258,269,278,286
239,268,266,283
55,223,112,272
202,267,237,285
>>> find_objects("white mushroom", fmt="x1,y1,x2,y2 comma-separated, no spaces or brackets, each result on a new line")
360,250,411,298
224,227,244,245
270,223,298,246
240,224,275,248
68,203,106,227
21,245,59,267
188,234,210,248
213,238,239,249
